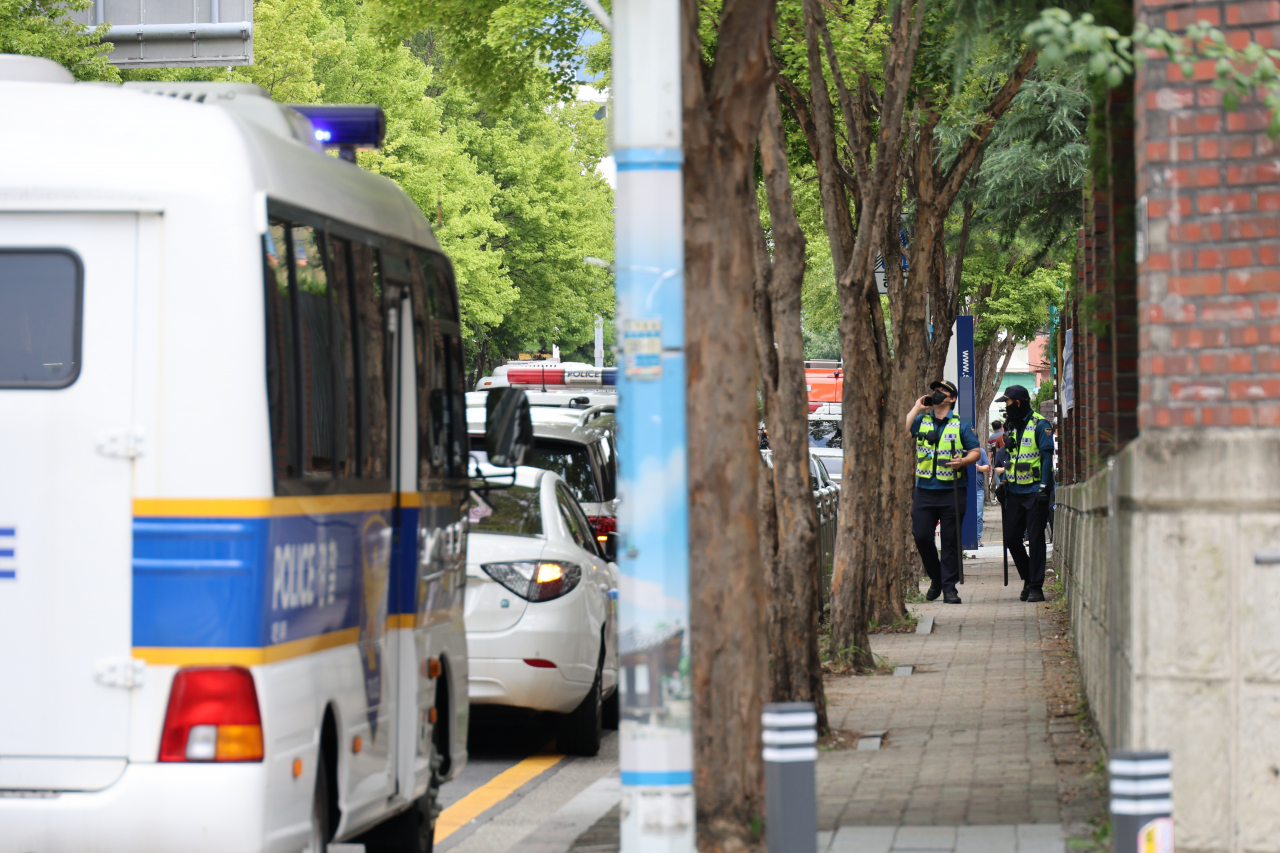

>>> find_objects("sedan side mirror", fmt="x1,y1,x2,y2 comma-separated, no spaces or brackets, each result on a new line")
485,387,533,467
602,531,619,563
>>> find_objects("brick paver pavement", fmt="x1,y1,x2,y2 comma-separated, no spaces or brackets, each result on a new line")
818,536,1061,830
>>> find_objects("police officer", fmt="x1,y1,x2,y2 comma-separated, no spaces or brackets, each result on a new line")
906,380,980,604
995,384,1054,602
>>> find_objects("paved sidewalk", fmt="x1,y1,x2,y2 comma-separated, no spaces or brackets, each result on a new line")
817,513,1063,846
818,824,1064,853
563,507,1077,853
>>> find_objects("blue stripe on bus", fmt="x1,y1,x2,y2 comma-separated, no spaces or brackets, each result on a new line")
0,570,14,579
132,516,271,647
132,500,459,650
0,549,13,558
0,528,14,537
391,506,419,617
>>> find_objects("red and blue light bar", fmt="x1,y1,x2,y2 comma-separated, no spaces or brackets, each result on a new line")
505,367,618,388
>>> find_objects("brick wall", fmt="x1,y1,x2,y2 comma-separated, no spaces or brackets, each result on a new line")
1136,0,1280,429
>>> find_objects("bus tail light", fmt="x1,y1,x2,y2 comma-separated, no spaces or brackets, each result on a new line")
159,667,264,762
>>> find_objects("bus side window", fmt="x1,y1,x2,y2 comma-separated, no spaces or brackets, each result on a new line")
407,257,439,487
438,331,467,478
351,242,391,483
264,222,299,480
324,234,357,479
290,225,335,479
417,252,467,481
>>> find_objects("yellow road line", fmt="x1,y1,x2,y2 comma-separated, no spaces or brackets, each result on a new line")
434,751,564,843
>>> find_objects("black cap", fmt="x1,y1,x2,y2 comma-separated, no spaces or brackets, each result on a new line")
929,379,959,398
996,384,1031,404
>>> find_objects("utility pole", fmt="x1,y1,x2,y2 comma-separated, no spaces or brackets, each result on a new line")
605,0,694,850
595,314,605,369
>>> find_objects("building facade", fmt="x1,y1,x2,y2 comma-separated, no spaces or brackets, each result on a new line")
1055,0,1280,849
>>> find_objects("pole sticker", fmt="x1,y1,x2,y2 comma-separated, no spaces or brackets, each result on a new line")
623,318,662,379
1139,817,1174,853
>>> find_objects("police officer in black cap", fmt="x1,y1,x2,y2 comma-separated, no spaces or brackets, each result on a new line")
996,384,1055,602
906,379,980,604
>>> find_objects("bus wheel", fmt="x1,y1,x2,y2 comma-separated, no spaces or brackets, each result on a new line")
358,742,439,853
305,757,333,853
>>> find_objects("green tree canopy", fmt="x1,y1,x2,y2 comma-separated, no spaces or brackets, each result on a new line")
0,0,117,80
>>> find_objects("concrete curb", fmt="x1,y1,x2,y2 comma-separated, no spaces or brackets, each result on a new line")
511,773,620,853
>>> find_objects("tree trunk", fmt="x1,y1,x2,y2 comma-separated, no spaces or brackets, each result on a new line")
797,3,1038,649
803,0,923,656
753,88,828,732
682,0,778,848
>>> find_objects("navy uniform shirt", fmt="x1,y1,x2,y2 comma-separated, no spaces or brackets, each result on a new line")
910,412,980,490
1004,415,1055,494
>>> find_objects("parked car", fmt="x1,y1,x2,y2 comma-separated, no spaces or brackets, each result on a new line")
467,404,619,540
464,466,620,756
467,389,619,410
760,448,840,607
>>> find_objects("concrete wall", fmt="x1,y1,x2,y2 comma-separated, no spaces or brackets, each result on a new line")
1056,429,1280,853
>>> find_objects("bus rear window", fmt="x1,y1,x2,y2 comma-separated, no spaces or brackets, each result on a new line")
468,488,542,536
0,251,81,388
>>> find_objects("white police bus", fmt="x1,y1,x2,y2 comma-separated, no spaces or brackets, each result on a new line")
0,56,511,852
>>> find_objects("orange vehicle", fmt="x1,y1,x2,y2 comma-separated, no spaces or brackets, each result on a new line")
806,367,842,412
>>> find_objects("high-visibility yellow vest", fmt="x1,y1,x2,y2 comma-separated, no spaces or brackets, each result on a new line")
1010,412,1046,486
915,413,963,482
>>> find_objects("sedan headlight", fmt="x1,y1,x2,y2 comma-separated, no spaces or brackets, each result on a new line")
481,560,582,602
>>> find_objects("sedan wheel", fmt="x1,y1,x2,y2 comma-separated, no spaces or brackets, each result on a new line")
557,665,603,757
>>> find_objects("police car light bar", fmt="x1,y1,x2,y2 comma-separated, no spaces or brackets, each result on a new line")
288,104,386,149
505,367,618,388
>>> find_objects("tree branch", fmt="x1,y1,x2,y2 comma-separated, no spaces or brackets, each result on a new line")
939,48,1039,207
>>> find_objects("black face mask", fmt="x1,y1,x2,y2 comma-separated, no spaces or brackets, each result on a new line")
928,389,948,406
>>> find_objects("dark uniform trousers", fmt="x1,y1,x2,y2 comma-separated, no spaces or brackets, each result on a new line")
910,485,966,593
1004,490,1049,591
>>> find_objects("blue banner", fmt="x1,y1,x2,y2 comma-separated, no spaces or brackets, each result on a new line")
956,316,978,551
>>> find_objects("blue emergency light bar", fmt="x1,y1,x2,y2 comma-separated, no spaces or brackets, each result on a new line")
288,104,386,149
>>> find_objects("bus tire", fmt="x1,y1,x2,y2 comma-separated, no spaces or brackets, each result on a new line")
358,743,439,853
305,754,333,853
557,665,603,757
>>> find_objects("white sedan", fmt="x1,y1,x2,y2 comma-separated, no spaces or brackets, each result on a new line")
465,466,620,756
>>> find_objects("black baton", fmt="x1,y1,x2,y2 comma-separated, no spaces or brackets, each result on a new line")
1002,495,1009,587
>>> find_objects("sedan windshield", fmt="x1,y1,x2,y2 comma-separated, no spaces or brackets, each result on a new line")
469,487,542,536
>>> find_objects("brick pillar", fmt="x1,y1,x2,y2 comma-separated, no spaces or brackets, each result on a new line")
1137,0,1280,429
1083,225,1099,471
1109,78,1141,451
1094,174,1117,464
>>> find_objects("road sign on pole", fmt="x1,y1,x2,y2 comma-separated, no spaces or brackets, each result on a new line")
71,0,255,68
612,1,695,850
